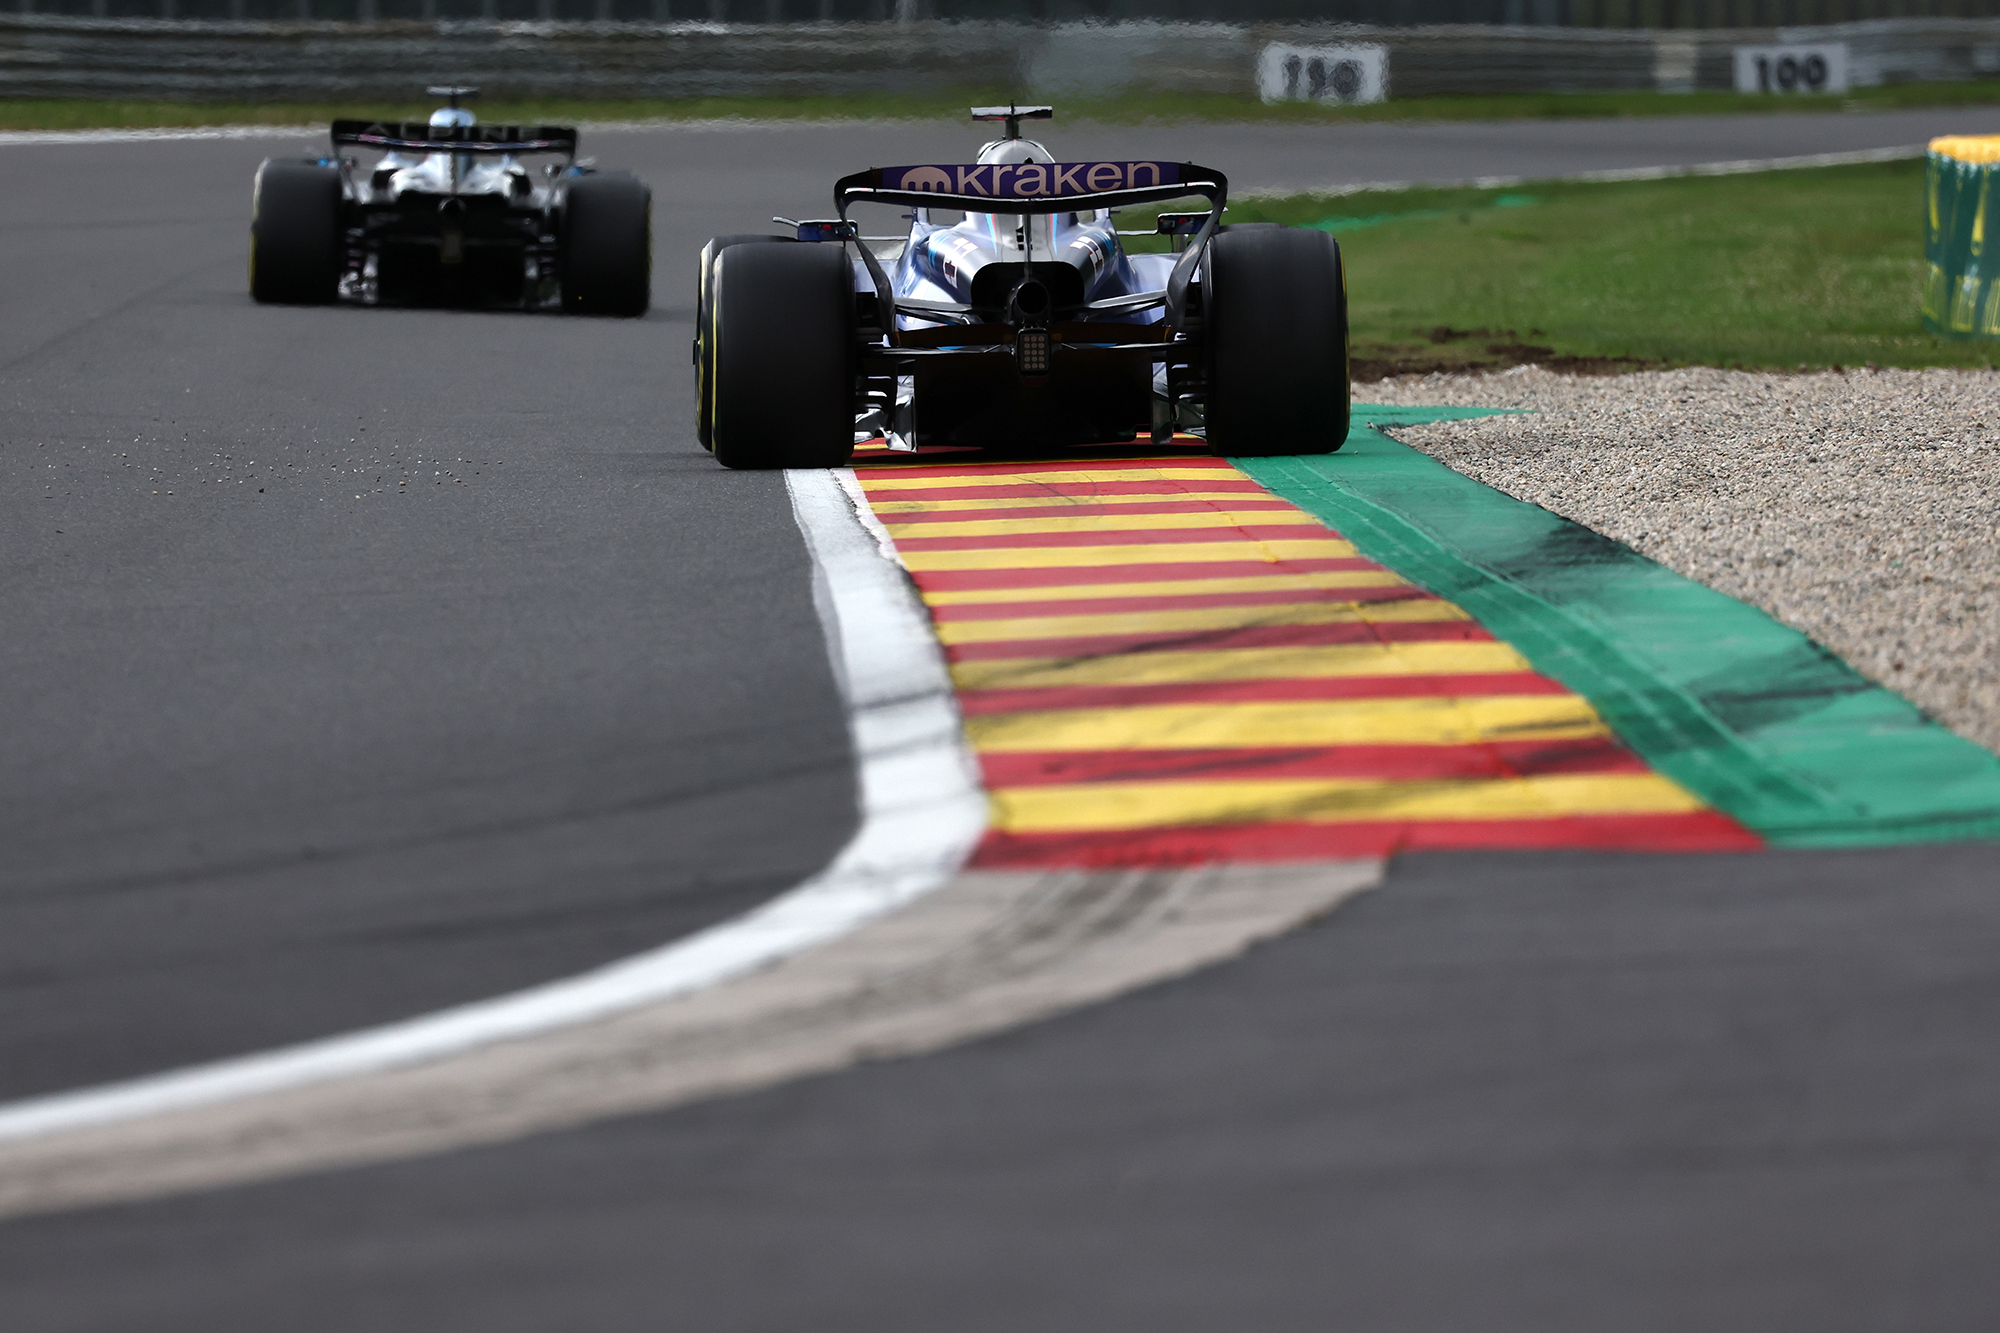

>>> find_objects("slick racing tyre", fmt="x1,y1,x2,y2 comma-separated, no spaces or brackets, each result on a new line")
1203,227,1350,457
249,160,342,305
709,243,856,470
560,172,652,317
695,234,793,452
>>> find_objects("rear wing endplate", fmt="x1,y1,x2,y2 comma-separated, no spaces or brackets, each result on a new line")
833,160,1227,337
331,120,579,156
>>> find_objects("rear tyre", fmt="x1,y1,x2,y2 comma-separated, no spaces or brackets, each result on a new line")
695,234,793,452
710,243,856,471
1203,227,1350,457
560,172,652,317
249,160,341,305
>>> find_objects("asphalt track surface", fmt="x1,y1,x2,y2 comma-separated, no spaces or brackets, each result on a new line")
3,111,1998,1325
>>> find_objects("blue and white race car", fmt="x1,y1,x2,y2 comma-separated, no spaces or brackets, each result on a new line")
694,105,1349,468
250,87,651,316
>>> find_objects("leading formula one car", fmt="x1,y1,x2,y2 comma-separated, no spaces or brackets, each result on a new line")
693,105,1348,469
250,86,651,315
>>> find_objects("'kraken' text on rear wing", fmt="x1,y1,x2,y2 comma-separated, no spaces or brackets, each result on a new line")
330,120,579,156
835,160,1224,215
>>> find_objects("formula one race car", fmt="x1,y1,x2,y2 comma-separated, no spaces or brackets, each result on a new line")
693,105,1348,468
250,86,650,315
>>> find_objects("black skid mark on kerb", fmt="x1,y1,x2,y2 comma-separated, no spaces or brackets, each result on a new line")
1492,517,1882,735
1488,520,1640,578
1463,511,1885,740
1686,642,1883,735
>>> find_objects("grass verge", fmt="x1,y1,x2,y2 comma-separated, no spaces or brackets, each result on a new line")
5,80,2000,132
1140,158,1987,376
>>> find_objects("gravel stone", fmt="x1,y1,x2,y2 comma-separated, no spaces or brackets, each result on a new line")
1362,365,2000,754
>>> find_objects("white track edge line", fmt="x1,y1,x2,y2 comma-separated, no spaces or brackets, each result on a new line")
0,466,986,1145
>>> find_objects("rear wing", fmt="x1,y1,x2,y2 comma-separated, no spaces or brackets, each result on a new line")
834,160,1222,217
330,120,579,156
832,160,1227,336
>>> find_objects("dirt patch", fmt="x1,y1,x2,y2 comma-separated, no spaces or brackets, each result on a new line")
1352,327,1657,382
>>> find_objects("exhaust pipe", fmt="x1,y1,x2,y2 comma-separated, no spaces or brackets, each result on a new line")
1009,277,1051,323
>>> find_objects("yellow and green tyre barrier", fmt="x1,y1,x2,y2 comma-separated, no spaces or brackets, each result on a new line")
1924,134,2000,340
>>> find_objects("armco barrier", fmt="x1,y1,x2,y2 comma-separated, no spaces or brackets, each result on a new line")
4,14,2000,101
12,0,2000,23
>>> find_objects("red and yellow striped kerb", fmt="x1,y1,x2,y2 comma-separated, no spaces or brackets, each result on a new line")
850,441,1757,868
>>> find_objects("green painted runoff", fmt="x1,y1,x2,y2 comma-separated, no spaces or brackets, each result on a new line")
1240,407,2000,848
